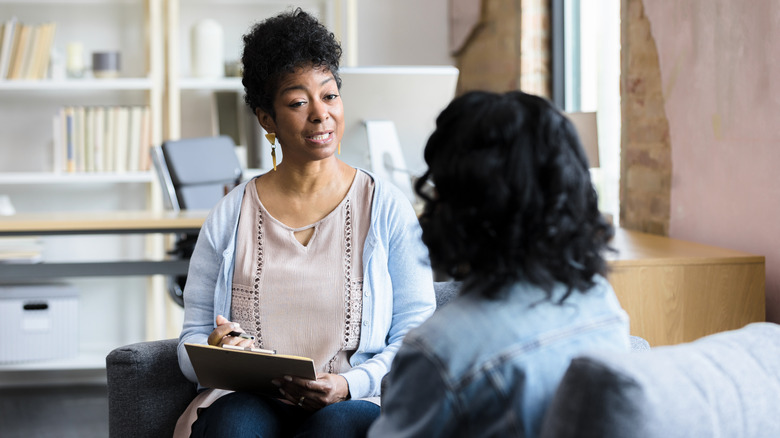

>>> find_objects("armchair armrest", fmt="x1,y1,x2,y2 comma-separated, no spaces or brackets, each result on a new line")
106,338,197,438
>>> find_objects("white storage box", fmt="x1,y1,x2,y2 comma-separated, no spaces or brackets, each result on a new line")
0,283,78,363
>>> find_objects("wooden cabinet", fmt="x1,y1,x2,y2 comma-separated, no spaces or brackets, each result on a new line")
608,228,765,347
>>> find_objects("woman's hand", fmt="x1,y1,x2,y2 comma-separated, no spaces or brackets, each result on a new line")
272,373,350,411
207,315,254,348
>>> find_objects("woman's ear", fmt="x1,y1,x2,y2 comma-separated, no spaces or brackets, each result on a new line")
256,108,276,134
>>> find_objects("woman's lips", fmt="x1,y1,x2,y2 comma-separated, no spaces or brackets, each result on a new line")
307,132,333,143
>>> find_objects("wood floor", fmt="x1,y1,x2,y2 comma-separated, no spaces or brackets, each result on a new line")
0,384,108,438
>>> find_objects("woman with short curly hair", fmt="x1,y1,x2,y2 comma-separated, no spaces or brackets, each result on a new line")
369,91,630,438
241,8,342,120
174,8,435,437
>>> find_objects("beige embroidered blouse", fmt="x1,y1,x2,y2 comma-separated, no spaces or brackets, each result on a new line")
230,171,374,374
172,171,377,437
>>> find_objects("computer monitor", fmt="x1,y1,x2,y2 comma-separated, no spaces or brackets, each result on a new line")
337,66,459,202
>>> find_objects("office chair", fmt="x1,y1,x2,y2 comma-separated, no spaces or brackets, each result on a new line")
151,135,243,306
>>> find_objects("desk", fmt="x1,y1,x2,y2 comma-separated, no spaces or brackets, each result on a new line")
0,210,208,280
608,228,765,347
0,210,209,375
1,216,764,347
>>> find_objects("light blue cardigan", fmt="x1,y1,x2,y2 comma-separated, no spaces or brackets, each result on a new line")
178,169,436,399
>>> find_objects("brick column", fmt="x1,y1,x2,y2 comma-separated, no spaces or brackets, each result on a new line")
620,0,672,235
453,0,550,99
519,0,550,97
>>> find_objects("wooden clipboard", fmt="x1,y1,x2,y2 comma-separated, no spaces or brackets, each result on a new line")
184,343,316,395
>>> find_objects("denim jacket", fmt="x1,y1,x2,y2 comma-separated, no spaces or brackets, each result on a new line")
177,169,436,399
369,276,629,438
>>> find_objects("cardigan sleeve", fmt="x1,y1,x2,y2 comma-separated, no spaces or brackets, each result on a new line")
177,183,246,383
341,176,436,398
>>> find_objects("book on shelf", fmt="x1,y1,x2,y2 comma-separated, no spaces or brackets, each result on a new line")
53,105,152,173
114,106,129,172
0,237,44,264
7,23,29,80
127,106,143,172
138,106,152,172
1,20,56,80
19,22,38,79
64,106,75,172
84,107,95,172
27,22,55,80
74,106,86,172
0,17,19,79
93,106,106,172
104,106,117,172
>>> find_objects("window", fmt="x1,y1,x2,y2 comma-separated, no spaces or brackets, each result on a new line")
553,0,621,222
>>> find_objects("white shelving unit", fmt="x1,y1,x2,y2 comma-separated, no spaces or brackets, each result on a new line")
0,77,155,91
0,0,361,382
0,171,155,184
0,0,163,174
0,0,164,381
178,77,242,91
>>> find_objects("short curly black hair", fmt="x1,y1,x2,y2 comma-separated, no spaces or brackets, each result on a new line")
415,90,614,301
241,8,343,118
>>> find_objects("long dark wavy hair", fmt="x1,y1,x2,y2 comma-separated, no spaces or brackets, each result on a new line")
415,90,614,300
241,8,343,119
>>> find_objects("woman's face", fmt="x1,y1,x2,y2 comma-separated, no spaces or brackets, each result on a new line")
260,65,344,165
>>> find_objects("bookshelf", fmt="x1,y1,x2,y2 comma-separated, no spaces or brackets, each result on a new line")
0,77,154,90
0,171,154,184
0,0,163,175
0,0,164,380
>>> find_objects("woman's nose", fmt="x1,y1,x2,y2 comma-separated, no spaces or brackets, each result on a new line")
309,100,329,123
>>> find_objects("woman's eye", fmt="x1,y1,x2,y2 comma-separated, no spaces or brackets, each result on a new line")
290,101,306,108
324,94,339,101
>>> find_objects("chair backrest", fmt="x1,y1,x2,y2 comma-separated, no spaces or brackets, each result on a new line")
151,136,243,211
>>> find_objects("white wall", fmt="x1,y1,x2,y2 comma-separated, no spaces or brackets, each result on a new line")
356,0,453,66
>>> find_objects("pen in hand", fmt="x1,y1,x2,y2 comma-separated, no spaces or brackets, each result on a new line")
228,330,255,341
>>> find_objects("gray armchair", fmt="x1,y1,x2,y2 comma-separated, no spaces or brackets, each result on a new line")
106,281,461,437
106,281,656,437
106,338,195,437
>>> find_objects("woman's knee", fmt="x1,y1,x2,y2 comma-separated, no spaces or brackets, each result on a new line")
191,393,284,438
298,400,380,438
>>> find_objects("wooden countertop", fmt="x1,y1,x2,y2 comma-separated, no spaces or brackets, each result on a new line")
0,210,209,235
0,213,765,268
608,228,764,267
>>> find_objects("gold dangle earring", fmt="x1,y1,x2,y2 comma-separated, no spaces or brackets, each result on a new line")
265,133,277,171
338,142,341,155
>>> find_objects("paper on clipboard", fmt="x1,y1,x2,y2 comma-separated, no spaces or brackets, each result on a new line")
184,343,316,396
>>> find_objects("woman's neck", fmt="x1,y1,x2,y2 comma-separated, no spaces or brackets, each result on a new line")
272,158,353,197
255,159,357,229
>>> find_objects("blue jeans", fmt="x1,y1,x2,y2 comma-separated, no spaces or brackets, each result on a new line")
190,392,379,438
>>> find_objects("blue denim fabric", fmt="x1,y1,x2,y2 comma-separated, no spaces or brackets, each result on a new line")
191,392,380,438
369,275,630,438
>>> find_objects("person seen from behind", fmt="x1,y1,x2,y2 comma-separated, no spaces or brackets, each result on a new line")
369,90,630,438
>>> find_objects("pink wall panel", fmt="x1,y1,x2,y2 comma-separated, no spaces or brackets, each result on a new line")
643,0,780,322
